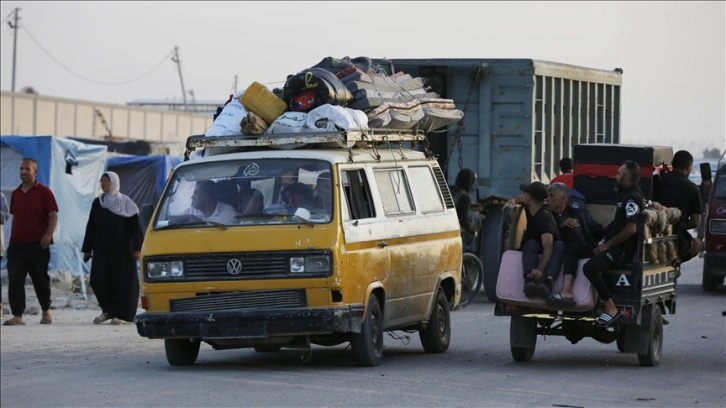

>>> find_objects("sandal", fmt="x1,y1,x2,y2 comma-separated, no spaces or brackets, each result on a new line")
94,312,111,324
546,293,576,308
536,278,553,298
3,316,25,326
594,310,622,328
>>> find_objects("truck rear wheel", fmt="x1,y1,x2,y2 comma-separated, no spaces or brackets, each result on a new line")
481,206,506,302
637,305,663,367
165,338,201,366
510,316,537,362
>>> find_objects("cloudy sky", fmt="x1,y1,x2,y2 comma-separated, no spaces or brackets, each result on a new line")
0,1,724,156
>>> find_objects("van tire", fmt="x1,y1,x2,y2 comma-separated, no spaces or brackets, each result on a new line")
351,294,383,367
165,338,201,366
419,288,451,353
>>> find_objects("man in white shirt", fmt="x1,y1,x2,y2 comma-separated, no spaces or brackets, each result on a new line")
186,180,237,224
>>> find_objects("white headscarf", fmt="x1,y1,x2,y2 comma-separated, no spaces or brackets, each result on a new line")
99,171,139,218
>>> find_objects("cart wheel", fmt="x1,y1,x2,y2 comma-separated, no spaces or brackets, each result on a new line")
637,305,663,367
510,316,537,362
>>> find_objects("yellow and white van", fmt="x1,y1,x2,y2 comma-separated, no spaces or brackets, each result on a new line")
135,131,462,366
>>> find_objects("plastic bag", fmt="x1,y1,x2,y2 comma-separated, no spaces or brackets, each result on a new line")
266,112,309,134
205,90,247,136
305,104,369,132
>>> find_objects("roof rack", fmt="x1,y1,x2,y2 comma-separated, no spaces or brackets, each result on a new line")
184,129,433,161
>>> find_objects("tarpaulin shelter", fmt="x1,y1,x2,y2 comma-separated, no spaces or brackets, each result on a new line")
106,154,182,210
0,135,107,276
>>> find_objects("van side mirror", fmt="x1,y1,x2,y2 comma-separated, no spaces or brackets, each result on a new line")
700,163,712,183
140,203,154,230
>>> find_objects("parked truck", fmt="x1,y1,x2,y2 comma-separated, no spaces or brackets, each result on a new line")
370,58,623,301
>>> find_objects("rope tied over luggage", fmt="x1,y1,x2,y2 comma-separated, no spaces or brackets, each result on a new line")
303,71,319,90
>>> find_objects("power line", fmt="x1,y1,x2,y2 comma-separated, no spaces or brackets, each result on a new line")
20,24,174,86
0,9,14,26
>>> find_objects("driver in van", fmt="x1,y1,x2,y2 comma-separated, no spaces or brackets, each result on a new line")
185,180,238,224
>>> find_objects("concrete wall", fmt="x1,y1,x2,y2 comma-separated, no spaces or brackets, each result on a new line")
0,91,211,144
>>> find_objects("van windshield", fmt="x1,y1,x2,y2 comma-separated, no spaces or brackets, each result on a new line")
153,158,333,229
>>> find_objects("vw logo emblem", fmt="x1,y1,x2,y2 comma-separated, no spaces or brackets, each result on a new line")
227,258,242,275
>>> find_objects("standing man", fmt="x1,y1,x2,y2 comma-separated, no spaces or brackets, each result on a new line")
0,192,9,319
583,160,643,328
516,181,565,299
653,150,703,264
4,158,58,326
449,168,479,248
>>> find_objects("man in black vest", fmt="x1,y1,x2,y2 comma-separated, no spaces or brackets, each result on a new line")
583,160,643,328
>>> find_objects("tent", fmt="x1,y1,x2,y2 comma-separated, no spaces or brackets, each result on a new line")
1,136,107,277
107,154,182,210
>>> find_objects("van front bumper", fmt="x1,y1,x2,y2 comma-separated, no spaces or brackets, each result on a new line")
135,306,364,340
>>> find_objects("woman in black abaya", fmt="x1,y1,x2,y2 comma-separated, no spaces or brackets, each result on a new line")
82,171,142,325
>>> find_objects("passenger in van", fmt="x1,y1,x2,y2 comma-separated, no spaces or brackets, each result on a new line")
584,160,643,328
185,180,237,224
240,188,264,215
275,168,299,205
652,150,703,264
517,181,565,299
544,182,604,309
313,172,333,213
265,182,319,216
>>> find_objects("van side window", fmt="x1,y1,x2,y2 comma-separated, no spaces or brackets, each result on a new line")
341,169,376,220
374,169,414,215
408,166,444,213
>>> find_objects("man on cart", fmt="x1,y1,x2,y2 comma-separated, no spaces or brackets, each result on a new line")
582,160,644,328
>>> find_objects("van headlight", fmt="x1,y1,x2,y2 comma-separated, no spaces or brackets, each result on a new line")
289,255,331,274
147,260,184,279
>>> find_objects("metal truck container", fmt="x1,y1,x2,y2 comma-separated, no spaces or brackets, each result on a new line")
373,58,623,301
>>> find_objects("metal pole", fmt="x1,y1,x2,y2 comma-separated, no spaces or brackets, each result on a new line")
10,7,20,92
171,46,188,109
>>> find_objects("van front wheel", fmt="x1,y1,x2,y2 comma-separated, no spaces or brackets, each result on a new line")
351,294,383,367
419,288,451,353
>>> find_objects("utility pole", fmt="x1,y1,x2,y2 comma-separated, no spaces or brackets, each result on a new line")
171,46,188,109
234,74,238,93
9,7,20,92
